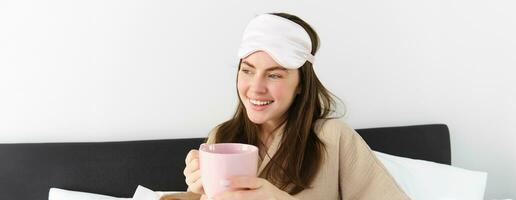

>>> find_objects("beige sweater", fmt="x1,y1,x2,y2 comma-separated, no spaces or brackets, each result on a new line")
207,119,410,200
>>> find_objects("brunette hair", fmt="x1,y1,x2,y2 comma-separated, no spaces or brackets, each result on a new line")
212,12,341,195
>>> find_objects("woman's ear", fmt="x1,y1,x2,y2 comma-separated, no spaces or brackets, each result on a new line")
296,85,301,95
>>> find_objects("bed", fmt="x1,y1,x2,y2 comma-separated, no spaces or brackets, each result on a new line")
0,124,451,199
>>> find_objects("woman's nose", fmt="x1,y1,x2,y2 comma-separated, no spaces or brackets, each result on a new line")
249,76,267,94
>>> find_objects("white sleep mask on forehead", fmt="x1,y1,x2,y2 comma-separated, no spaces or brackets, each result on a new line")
237,14,315,69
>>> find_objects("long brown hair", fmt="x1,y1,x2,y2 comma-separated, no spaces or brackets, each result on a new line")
212,12,340,195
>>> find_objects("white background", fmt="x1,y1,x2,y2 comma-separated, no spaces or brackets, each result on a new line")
1,0,514,198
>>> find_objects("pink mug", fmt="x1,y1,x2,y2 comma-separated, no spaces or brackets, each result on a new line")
199,143,259,199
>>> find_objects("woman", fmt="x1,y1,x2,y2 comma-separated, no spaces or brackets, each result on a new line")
183,13,410,200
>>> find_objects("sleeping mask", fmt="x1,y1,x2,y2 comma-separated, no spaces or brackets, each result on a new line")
237,14,315,69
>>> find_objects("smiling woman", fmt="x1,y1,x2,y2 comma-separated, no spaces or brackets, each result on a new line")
182,12,411,200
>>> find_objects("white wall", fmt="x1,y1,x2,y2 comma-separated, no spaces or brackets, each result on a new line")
1,0,514,198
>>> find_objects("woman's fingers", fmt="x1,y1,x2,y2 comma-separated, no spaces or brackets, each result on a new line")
184,149,205,194
183,150,199,176
214,190,261,200
187,176,205,194
185,150,199,165
226,176,264,190
183,158,200,176
213,177,283,200
185,169,201,185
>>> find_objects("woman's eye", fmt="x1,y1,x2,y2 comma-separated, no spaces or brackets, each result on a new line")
241,69,251,74
268,74,282,79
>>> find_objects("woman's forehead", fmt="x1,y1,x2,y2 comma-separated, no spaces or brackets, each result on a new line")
241,51,292,71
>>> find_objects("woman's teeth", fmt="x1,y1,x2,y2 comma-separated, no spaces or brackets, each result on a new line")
250,99,274,106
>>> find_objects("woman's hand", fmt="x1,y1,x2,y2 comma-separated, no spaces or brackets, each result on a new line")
201,176,298,200
183,149,204,194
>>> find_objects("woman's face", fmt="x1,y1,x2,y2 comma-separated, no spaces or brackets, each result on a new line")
237,51,300,129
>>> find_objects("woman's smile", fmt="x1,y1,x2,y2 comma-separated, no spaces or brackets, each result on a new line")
249,99,275,111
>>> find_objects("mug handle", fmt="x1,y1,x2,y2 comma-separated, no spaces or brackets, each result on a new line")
199,143,206,151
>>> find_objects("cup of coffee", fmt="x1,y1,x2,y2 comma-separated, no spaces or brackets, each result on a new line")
199,143,259,199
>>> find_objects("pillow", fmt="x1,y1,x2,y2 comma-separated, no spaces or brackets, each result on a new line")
48,185,162,200
48,185,181,200
374,151,488,200
48,188,130,200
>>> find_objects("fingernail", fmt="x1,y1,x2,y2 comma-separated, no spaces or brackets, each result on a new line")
219,179,230,188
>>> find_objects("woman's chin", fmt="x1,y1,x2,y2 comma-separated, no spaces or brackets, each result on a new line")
247,114,267,124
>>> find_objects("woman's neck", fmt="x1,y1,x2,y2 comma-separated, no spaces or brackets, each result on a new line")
260,115,286,136
259,128,274,148
259,120,283,147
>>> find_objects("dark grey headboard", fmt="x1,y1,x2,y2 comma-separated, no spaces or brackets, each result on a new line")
357,124,451,165
0,124,450,200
